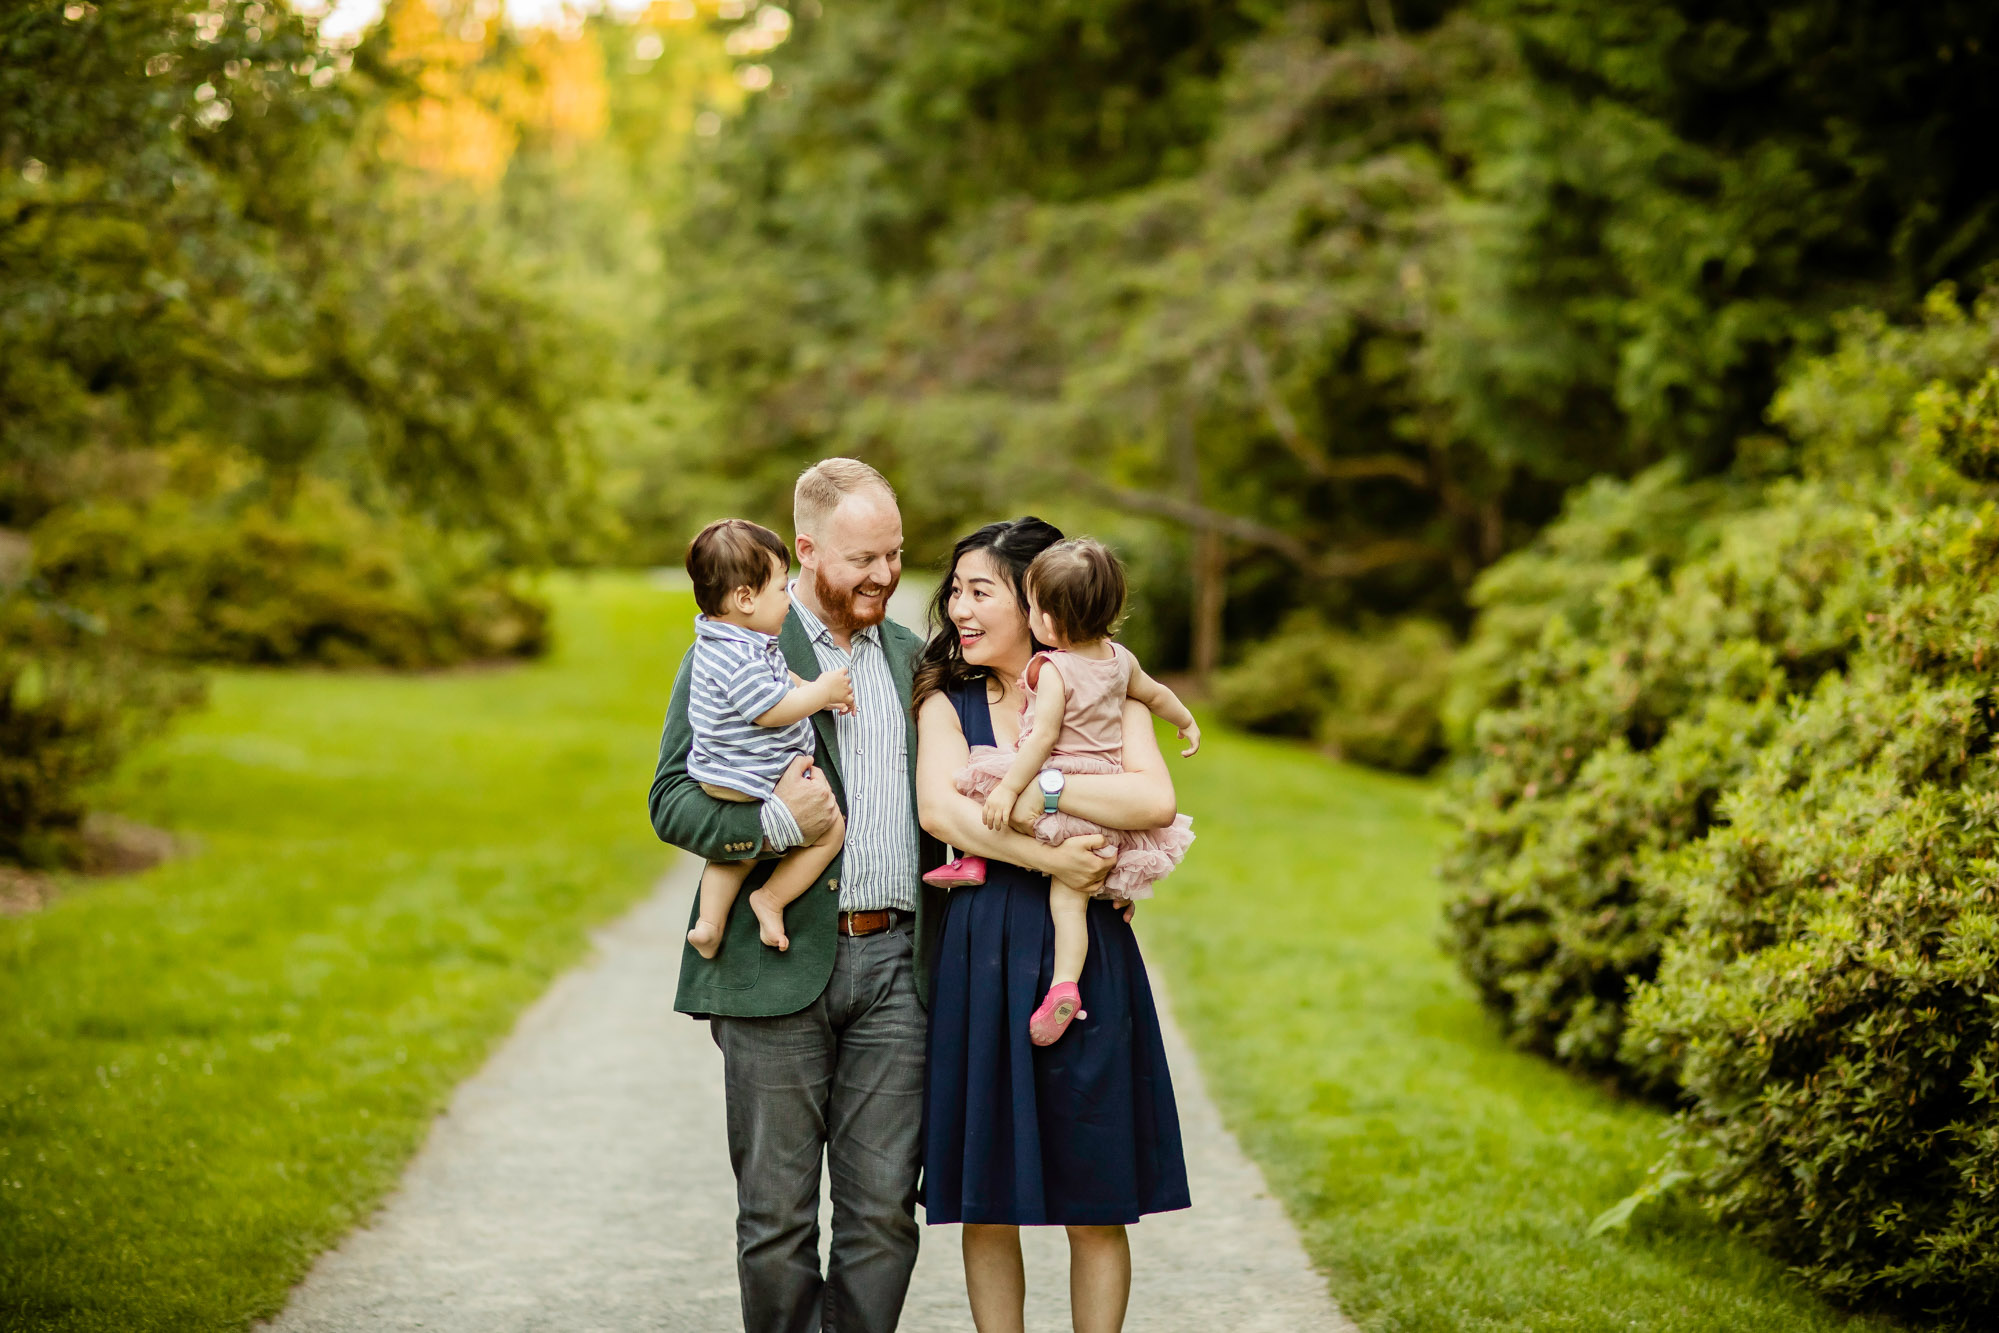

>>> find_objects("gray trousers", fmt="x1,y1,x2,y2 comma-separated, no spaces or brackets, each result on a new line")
709,925,925,1333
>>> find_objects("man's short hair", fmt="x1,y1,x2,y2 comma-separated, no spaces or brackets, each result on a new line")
686,519,788,616
794,458,896,539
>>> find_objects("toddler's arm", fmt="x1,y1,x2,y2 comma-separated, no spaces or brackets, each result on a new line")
1127,662,1200,756
754,666,855,728
981,664,1067,831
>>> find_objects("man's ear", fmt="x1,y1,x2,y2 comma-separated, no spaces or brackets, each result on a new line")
794,532,817,572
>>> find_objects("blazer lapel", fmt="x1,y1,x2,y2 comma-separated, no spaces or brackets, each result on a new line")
885,619,918,753
779,608,844,798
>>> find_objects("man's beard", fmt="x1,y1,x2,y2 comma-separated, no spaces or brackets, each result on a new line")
816,572,898,634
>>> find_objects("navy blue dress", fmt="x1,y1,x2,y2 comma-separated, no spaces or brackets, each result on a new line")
921,680,1192,1226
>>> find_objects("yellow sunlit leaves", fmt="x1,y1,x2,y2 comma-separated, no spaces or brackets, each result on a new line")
378,0,606,185
375,0,760,187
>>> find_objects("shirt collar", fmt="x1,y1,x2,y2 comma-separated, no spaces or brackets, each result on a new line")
789,580,880,651
695,614,781,650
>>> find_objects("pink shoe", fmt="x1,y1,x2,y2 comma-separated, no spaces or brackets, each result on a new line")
1029,982,1086,1046
924,856,987,889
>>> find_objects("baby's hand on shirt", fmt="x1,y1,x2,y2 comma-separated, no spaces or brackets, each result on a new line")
819,667,855,715
982,786,1018,832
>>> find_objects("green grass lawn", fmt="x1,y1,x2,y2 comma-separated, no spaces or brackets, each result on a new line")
0,575,683,1332
1142,727,1902,1333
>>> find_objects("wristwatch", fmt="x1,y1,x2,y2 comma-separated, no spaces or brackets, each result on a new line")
1037,768,1065,814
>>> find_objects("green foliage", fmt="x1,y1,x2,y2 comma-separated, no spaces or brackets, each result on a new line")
647,0,1999,688
1622,499,1999,1314
0,0,604,855
0,588,196,869
31,481,547,670
1441,459,1760,743
0,0,600,550
1609,355,1999,1316
1441,288,1999,1073
1444,289,1999,1313
1436,0,1999,476
1440,490,1880,1070
1212,613,1453,771
656,3,1527,658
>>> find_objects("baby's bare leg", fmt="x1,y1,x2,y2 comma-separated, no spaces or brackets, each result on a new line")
748,811,846,952
1048,880,1093,987
690,858,756,960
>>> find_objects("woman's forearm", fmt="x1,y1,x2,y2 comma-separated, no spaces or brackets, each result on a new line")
922,792,1067,876
1011,767,1175,832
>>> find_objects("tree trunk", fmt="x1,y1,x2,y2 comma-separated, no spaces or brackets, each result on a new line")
1171,397,1224,681
1191,523,1224,680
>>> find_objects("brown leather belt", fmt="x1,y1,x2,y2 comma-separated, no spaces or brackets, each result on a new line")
837,909,907,937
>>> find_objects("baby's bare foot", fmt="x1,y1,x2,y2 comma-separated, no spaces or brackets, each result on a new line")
687,920,722,960
748,888,790,952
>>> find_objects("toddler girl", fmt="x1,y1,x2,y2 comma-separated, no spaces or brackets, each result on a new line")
929,537,1198,1045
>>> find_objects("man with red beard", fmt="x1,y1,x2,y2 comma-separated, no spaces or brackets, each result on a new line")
649,457,939,1333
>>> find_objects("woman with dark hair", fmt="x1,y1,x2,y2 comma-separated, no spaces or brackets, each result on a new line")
914,517,1190,1332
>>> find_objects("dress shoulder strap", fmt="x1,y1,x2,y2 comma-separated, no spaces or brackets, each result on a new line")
950,678,997,748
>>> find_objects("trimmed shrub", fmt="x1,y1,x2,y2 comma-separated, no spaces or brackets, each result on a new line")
1441,286,1999,1074
31,481,547,669
1212,615,1453,773
0,587,197,868
1622,491,1999,1313
1440,493,1881,1070
1440,460,1757,746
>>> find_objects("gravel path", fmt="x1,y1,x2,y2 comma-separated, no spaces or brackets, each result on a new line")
263,859,1353,1332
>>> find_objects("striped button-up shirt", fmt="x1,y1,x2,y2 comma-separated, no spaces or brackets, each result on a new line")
760,588,918,913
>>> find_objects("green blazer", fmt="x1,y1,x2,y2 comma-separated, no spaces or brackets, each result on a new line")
649,607,943,1019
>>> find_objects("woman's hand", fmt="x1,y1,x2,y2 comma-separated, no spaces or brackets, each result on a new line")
1047,834,1114,893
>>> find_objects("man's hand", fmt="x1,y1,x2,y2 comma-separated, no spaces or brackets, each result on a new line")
772,754,839,844
1048,834,1115,894
982,783,1021,832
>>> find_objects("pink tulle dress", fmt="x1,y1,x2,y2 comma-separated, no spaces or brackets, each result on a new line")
954,643,1195,901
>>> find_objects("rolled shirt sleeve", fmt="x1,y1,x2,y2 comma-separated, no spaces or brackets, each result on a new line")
758,793,803,855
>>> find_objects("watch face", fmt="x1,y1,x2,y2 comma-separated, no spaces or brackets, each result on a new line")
1037,769,1064,794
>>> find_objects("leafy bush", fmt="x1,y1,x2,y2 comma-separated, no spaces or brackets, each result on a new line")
1440,493,1882,1069
1441,287,1999,1073
1444,287,1999,1314
31,482,547,670
1212,615,1453,773
0,588,196,869
1440,460,1761,746
1623,489,1999,1314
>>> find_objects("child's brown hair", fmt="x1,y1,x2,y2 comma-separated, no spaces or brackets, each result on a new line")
686,519,788,616
1024,537,1127,644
